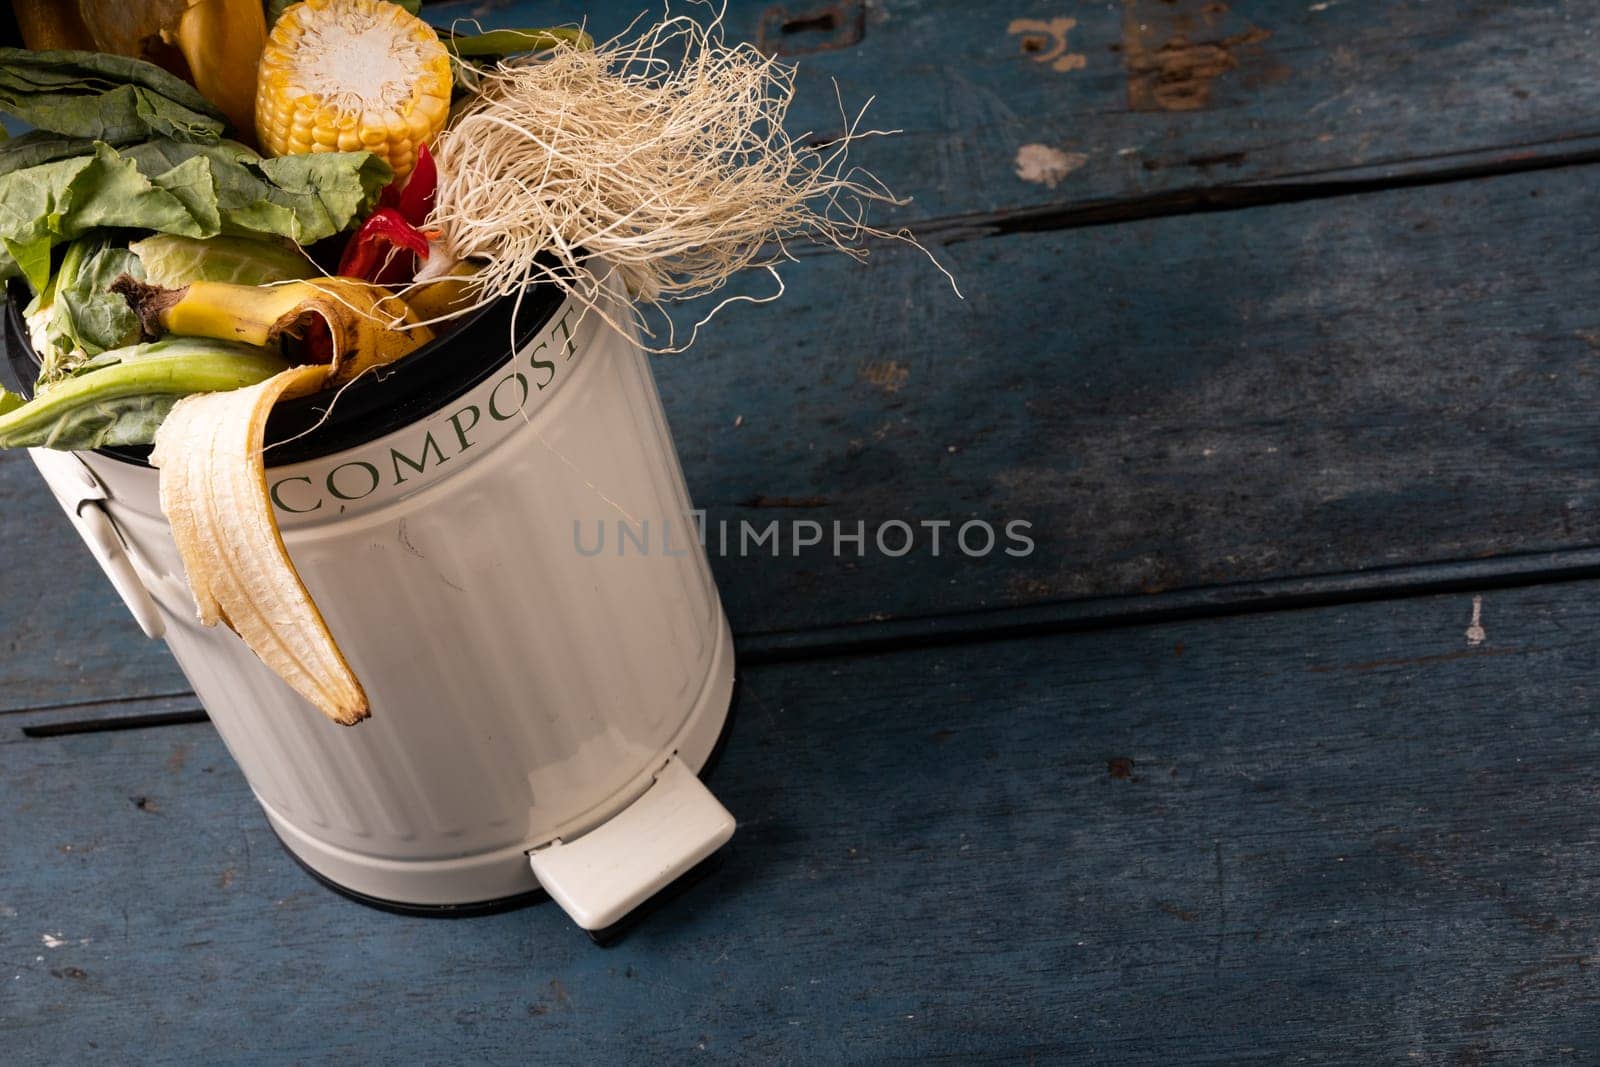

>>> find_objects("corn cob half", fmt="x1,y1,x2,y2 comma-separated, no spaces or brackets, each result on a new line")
256,0,451,181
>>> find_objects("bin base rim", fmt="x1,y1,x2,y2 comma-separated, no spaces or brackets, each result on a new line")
269,832,551,917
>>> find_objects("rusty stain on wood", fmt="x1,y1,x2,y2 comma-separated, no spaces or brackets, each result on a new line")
1122,1,1273,111
861,360,911,393
1007,17,1088,72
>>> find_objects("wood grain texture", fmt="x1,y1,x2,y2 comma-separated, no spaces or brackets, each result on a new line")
4,583,1600,1063
14,160,1600,709
643,160,1600,631
0,457,189,711
427,0,1600,228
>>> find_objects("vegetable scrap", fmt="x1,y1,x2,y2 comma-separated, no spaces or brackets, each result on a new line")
255,0,450,180
0,0,940,724
152,362,369,724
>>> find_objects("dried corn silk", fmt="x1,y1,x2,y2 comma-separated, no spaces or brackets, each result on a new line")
430,11,950,347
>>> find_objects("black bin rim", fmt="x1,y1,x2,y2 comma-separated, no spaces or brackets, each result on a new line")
2,276,563,468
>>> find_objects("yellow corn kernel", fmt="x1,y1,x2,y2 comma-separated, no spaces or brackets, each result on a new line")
255,0,452,182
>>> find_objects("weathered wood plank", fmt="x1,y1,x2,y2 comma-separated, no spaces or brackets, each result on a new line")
14,160,1600,708
5,584,1600,1062
660,160,1600,632
0,456,189,711
431,0,1600,226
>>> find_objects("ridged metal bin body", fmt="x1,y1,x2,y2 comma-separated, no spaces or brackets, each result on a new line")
66,287,735,906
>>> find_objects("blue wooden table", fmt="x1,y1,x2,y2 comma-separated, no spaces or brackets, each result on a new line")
7,1,1600,1062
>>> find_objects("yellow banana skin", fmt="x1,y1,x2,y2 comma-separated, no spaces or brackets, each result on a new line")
170,0,266,143
152,363,370,726
404,265,482,323
121,275,437,723
156,279,310,346
115,277,435,383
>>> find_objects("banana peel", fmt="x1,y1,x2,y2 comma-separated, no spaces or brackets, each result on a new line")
131,279,434,726
151,363,370,724
404,264,483,323
114,276,434,385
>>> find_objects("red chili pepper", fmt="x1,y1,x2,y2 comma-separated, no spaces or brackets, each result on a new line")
378,143,437,226
398,142,437,225
337,206,431,286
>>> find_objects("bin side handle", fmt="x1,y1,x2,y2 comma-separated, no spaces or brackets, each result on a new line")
529,755,734,931
28,449,165,640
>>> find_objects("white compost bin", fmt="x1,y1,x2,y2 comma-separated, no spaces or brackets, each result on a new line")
20,277,736,931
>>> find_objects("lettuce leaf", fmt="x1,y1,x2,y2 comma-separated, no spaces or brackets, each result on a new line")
121,139,394,244
0,338,288,450
2,234,52,291
24,232,145,382
0,143,214,285
130,234,316,288
4,390,181,450
0,140,390,281
0,131,97,179
0,49,226,145
61,243,143,355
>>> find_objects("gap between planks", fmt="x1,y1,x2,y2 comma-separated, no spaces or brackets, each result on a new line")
738,545,1600,663
17,544,1600,736
796,133,1600,251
